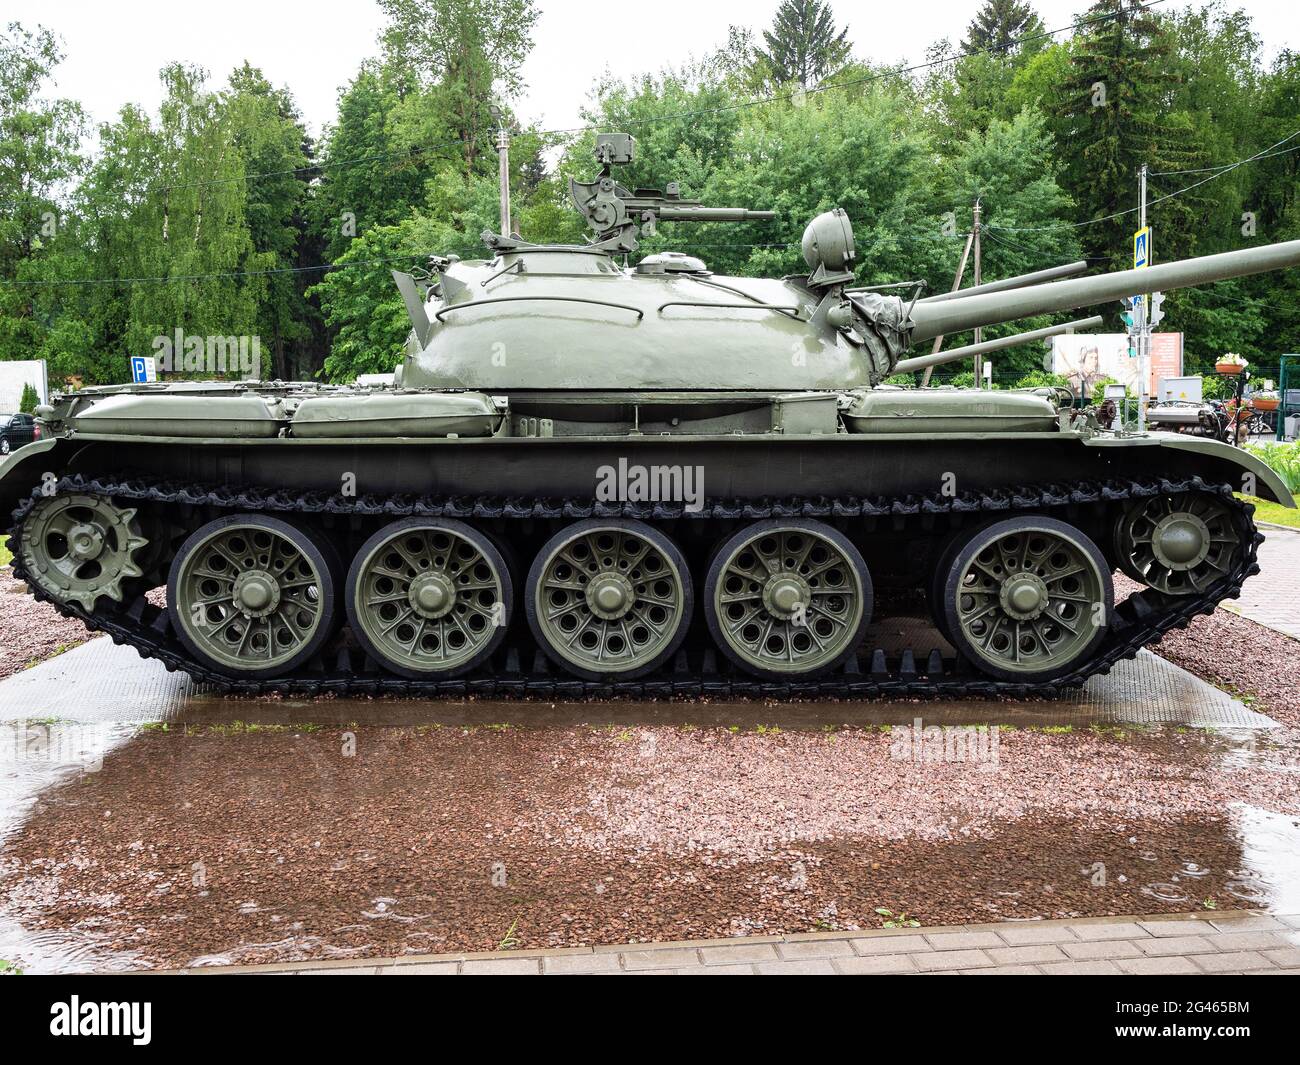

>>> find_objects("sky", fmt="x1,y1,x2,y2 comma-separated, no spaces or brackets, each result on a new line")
11,0,1300,140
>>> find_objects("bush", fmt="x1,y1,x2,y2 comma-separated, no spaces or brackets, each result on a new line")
18,383,39,414
1245,441,1300,493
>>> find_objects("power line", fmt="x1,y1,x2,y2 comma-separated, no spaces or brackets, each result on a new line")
0,253,434,288
989,127,1300,234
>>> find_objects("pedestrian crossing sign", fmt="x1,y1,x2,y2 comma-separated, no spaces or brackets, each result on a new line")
1133,226,1151,269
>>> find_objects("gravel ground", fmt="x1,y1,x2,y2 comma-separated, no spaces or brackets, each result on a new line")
1,715,1294,969
0,568,90,679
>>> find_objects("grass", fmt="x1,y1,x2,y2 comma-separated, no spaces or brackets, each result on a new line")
1240,493,1300,528
0,541,10,567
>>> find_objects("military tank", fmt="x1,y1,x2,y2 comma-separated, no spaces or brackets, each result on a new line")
3,132,1295,697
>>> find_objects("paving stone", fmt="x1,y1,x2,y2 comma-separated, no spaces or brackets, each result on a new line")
960,965,1041,975
753,960,838,975
1190,951,1275,973
542,953,624,974
672,965,754,975
913,949,994,972
1062,940,1144,961
776,939,855,960
851,934,930,955
1136,935,1216,956
1039,960,1123,974
698,943,780,965
989,944,1069,966
1117,955,1201,975
461,958,542,975
1067,922,1149,942
1262,947,1300,967
924,931,1003,951
301,966,380,975
1207,915,1287,932
1275,914,1300,929
621,948,700,971
383,962,459,975
995,924,1079,946
1211,930,1292,951
1139,919,1217,938
833,954,918,975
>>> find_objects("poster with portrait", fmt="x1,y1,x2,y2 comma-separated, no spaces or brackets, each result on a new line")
1048,333,1183,397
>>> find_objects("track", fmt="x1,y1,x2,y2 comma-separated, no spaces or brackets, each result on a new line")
6,473,1261,699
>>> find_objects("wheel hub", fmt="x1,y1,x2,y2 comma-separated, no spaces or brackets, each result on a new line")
1151,513,1210,570
233,569,281,617
586,572,634,620
762,573,811,619
408,571,456,619
67,522,107,562
999,573,1049,620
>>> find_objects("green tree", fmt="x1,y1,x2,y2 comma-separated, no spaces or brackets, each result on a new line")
18,381,38,413
963,0,1045,53
756,0,852,89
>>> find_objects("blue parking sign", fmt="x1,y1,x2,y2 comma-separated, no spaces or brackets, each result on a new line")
130,356,157,383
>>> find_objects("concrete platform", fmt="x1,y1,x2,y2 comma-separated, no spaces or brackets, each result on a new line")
0,633,1278,730
141,910,1300,976
1228,525,1300,641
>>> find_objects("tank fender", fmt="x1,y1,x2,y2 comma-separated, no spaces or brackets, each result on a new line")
0,438,67,523
1151,436,1293,506
1082,434,1291,505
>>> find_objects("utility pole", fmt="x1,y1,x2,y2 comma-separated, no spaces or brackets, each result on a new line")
972,199,984,387
1137,164,1149,431
496,127,511,237
920,228,974,387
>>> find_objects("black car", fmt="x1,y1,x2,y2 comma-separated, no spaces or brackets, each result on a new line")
0,412,39,456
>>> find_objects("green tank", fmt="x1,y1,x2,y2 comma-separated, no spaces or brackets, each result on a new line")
3,132,1295,697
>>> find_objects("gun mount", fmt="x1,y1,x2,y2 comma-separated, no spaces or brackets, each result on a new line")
566,133,775,254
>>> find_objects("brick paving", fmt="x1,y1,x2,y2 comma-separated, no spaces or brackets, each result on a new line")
148,911,1300,975
1232,525,1300,640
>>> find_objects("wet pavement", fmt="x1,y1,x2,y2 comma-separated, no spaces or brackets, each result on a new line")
144,910,1300,975
1229,525,1300,641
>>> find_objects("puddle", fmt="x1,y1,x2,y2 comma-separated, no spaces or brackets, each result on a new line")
0,720,148,972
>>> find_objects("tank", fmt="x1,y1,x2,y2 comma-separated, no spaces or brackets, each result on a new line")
3,132,1295,697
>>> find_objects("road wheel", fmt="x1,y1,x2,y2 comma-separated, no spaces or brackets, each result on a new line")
1112,492,1240,595
526,519,691,681
704,519,871,679
942,515,1111,683
169,514,338,679
346,518,511,678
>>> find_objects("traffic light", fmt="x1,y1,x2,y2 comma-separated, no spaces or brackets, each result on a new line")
1149,291,1166,327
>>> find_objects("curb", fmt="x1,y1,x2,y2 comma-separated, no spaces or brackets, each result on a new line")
122,909,1293,976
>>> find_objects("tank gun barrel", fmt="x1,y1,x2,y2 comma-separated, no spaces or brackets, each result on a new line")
910,240,1300,343
918,261,1089,304
894,316,1104,374
651,206,776,223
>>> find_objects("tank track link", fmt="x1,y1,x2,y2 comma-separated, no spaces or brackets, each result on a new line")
6,473,1262,700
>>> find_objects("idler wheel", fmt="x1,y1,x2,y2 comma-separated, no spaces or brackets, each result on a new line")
704,519,871,679
942,515,1111,683
1112,492,1240,596
525,519,692,680
169,514,339,679
346,518,512,678
19,493,149,611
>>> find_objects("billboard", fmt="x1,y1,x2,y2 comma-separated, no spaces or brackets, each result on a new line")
0,359,49,412
1048,333,1183,396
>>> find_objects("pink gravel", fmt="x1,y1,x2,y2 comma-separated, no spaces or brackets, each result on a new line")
0,568,90,678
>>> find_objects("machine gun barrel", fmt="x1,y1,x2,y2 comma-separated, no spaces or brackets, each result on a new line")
909,240,1300,344
918,261,1089,304
652,207,776,223
894,316,1103,374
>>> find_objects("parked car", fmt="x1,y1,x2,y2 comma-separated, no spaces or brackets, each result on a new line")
0,412,40,456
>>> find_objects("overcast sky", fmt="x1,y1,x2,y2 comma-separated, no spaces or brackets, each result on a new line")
14,0,1300,140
